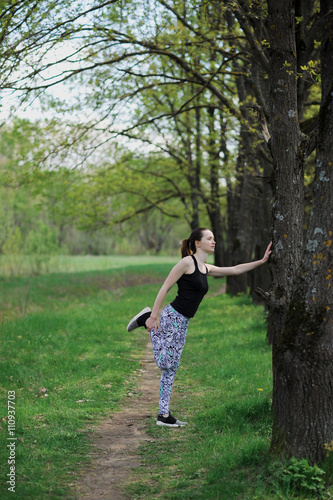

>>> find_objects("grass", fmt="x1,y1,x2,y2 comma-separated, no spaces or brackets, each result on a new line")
0,259,175,499
0,254,179,277
0,257,331,499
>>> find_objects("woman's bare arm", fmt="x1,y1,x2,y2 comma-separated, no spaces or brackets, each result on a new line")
145,257,192,331
207,242,272,277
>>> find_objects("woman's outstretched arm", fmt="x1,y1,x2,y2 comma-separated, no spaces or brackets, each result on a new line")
207,242,272,277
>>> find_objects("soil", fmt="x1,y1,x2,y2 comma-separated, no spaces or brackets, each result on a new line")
72,336,160,499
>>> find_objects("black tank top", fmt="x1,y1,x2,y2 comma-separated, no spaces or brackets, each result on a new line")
170,255,209,318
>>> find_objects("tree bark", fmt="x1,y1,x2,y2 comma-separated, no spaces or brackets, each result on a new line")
250,156,273,304
226,131,251,295
206,106,225,267
226,74,258,294
270,0,333,464
266,0,305,342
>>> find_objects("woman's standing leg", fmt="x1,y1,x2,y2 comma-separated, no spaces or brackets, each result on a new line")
150,304,189,416
159,365,179,415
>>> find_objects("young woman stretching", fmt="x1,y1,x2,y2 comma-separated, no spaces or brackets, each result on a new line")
127,228,272,428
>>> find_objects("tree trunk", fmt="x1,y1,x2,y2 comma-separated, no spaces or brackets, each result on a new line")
266,0,305,343
270,0,333,464
226,69,273,296
192,94,202,230
248,62,273,304
207,106,225,266
226,74,257,294
226,137,249,295
185,106,200,230
250,157,273,304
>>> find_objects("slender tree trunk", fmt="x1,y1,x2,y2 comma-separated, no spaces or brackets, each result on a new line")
226,174,240,267
226,143,247,294
226,72,272,295
248,62,273,303
250,157,273,304
184,106,200,230
270,0,333,464
207,106,225,266
193,99,202,229
227,121,257,294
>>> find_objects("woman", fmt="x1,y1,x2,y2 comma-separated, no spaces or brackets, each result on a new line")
127,228,272,428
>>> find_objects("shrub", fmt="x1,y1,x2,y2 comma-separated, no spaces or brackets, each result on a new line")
282,457,326,497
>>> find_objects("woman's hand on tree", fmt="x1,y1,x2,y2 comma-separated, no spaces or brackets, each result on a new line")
262,241,272,263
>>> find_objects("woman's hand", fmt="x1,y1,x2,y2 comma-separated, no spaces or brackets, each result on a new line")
146,316,158,333
262,241,272,263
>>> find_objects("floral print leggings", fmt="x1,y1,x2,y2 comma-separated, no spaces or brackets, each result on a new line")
150,304,190,415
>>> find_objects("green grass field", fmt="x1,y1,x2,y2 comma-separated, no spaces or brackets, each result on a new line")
0,257,331,499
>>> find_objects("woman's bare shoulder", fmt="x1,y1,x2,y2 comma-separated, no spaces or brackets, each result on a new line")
162,255,193,288
178,255,194,273
172,255,193,272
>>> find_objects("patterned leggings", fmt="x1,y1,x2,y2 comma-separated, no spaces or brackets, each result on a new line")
150,304,190,415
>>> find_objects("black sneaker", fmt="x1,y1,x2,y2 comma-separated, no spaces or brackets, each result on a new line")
126,307,151,332
156,413,188,427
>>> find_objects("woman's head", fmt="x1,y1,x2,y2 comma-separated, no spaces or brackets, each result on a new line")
181,227,213,257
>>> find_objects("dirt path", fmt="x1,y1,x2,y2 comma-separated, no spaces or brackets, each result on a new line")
72,285,226,499
72,337,160,499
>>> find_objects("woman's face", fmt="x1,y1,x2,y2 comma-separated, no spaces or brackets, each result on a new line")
197,230,216,253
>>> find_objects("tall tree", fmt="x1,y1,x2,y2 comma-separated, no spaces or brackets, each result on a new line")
215,0,331,463
267,0,333,464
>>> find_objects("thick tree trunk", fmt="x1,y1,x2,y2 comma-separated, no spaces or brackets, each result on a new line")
266,0,305,342
270,0,333,464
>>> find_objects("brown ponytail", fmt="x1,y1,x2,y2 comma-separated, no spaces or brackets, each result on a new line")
181,238,191,257
181,228,210,258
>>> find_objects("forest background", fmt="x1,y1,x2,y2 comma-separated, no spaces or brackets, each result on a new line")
1,0,333,469
0,0,276,299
